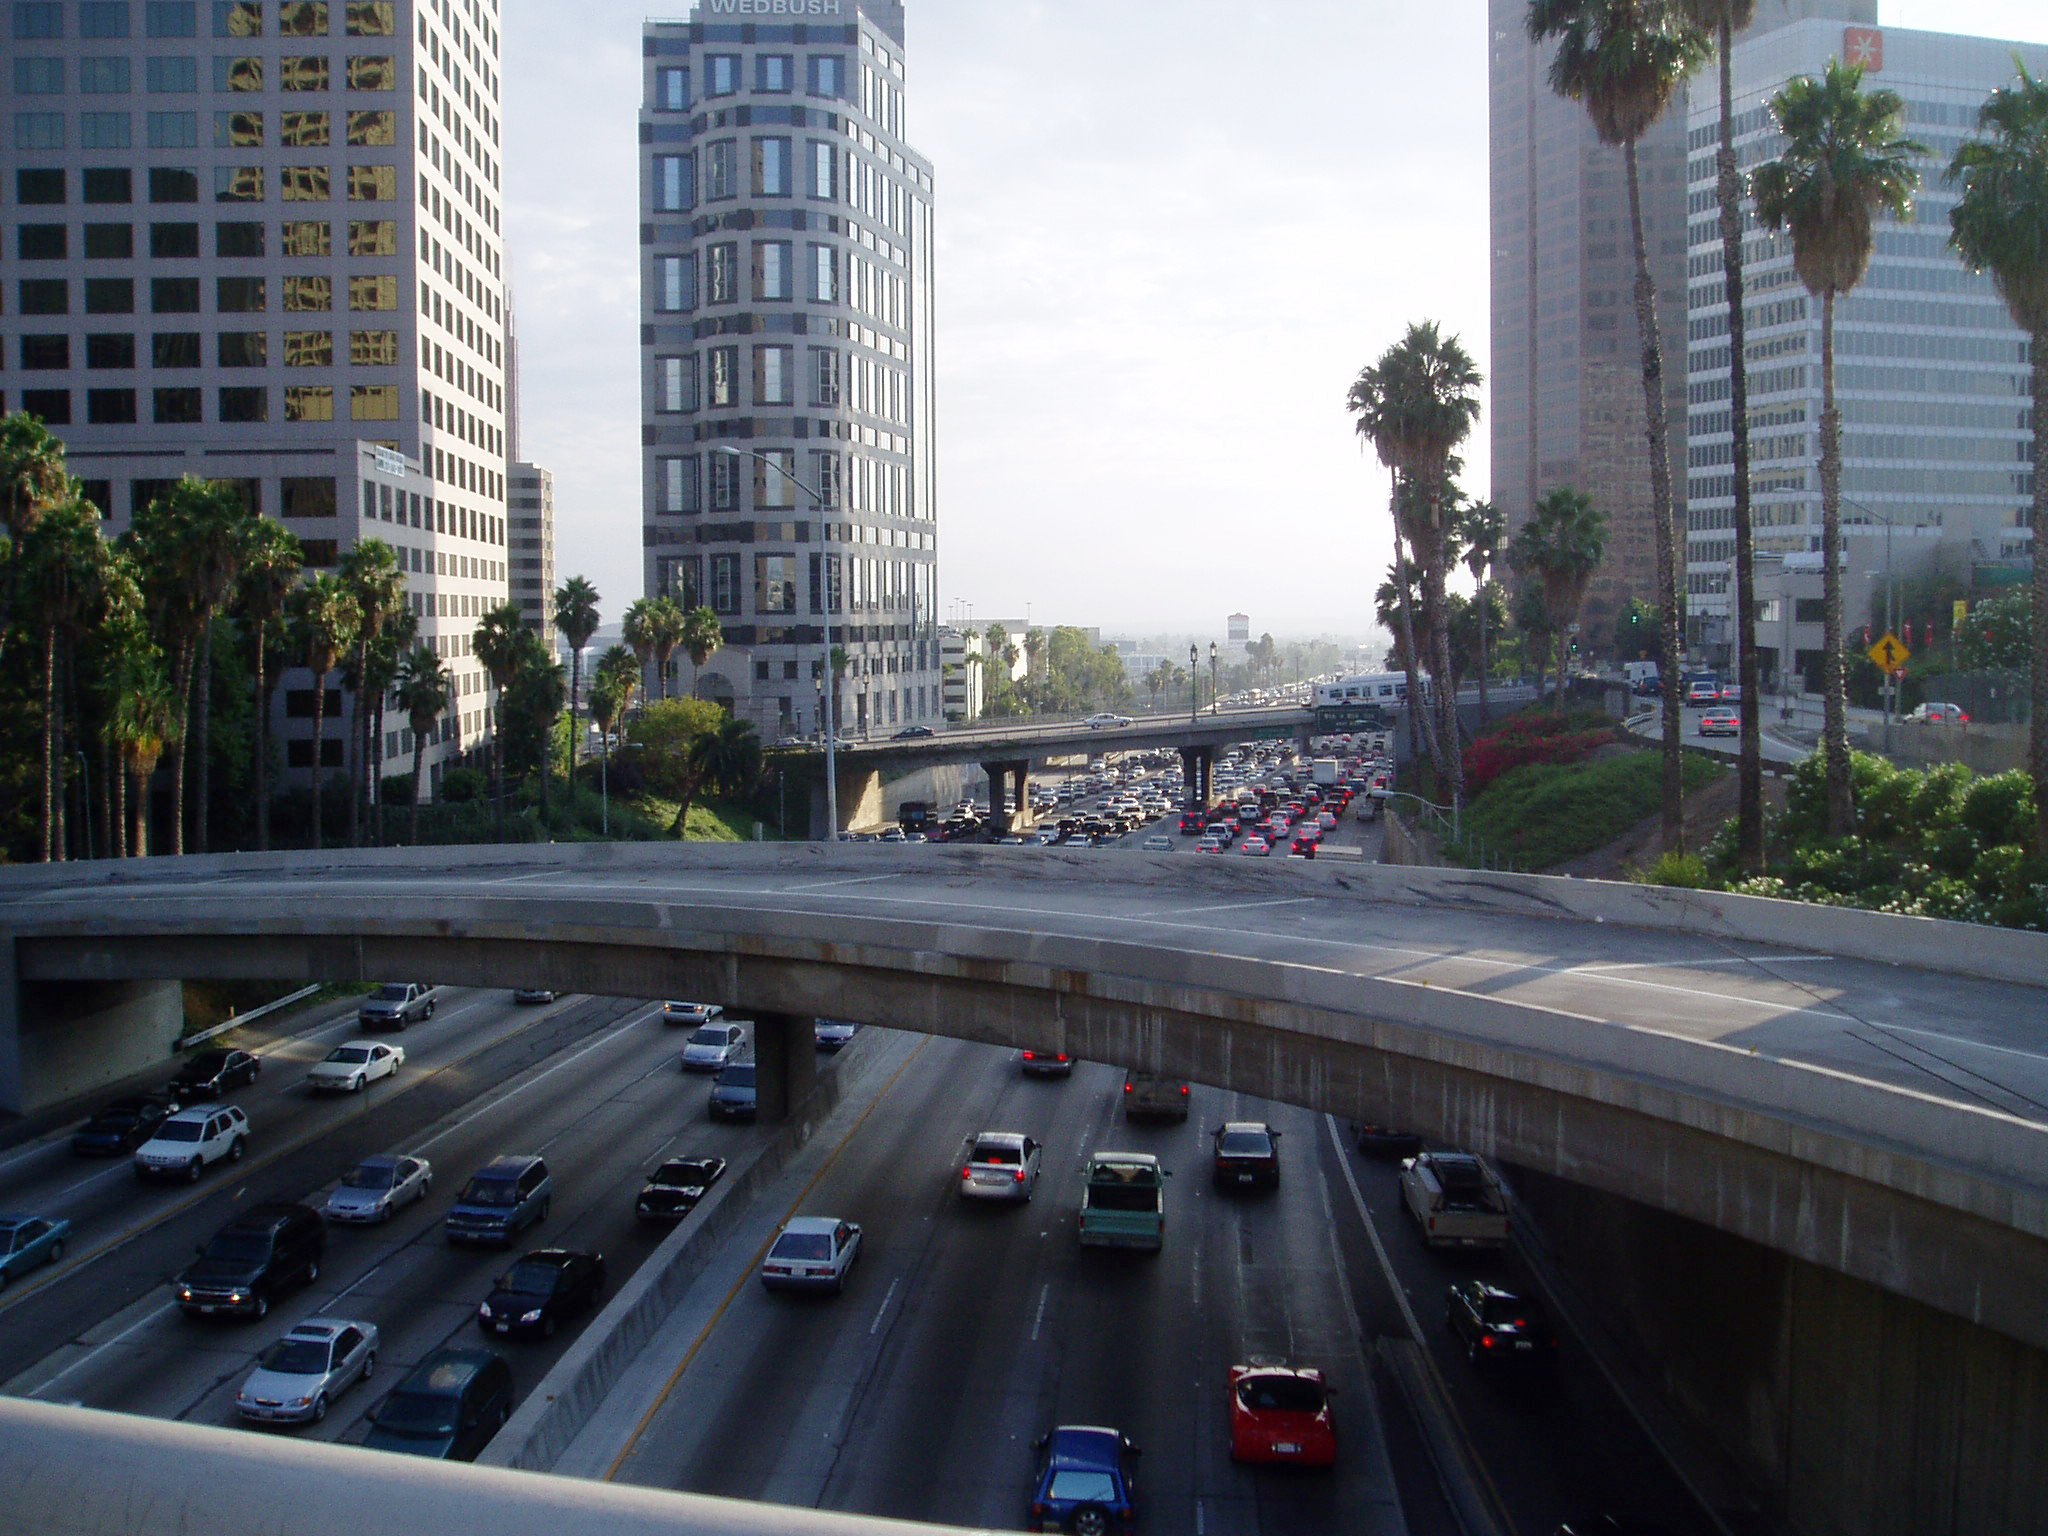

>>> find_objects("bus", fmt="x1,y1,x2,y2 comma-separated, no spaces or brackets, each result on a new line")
1311,673,1424,710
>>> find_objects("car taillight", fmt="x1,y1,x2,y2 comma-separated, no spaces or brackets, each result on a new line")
1123,1082,1133,1093
961,1167,974,1180
1179,1084,1189,1096
1481,1334,1495,1349
1029,1504,1046,1522
1014,1167,1027,1182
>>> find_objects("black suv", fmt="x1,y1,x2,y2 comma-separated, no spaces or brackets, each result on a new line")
167,1048,261,1103
72,1095,173,1156
476,1249,607,1339
174,1203,325,1320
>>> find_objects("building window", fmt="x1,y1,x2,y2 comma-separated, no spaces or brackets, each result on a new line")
706,242,739,305
809,243,838,302
350,382,397,418
757,53,790,92
709,553,740,615
708,449,739,511
278,108,325,144
706,53,737,96
658,554,702,607
218,384,266,421
21,335,70,370
153,385,202,421
82,111,133,146
653,65,687,111
80,2,132,36
84,222,134,257
349,328,396,363
654,253,693,312
346,164,394,200
755,553,796,613
215,275,265,310
153,331,200,366
147,109,197,145
214,164,262,200
810,346,840,406
216,218,263,255
753,241,791,301
19,389,71,424
217,330,265,365
84,277,135,312
17,224,65,260
149,166,198,201
807,141,836,200
280,475,335,514
284,383,333,419
282,273,330,310
12,2,61,37
811,450,841,508
84,167,130,201
343,0,391,36
16,167,64,203
345,54,394,90
19,279,68,315
657,455,699,514
653,153,692,212
146,55,197,91
282,219,329,254
150,220,197,255
279,54,327,89
15,112,64,149
754,345,792,406
215,55,261,89
147,0,197,33
348,273,397,309
753,447,795,507
81,56,131,91
753,136,790,197
85,334,135,371
278,164,328,198
705,138,736,200
88,388,139,423
808,54,842,98
808,551,842,613
283,328,332,364
656,355,697,413
13,56,62,92
151,276,200,311
346,217,393,254
706,344,738,409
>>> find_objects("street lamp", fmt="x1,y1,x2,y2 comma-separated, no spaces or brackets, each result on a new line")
1209,641,1219,716
713,446,840,840
1189,642,1199,725
1370,786,1459,843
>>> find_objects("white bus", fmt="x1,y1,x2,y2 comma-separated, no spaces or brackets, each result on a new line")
1311,673,1424,710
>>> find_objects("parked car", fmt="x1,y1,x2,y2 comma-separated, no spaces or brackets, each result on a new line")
71,1095,172,1157
814,1018,859,1052
1122,1070,1190,1122
1445,1279,1554,1366
1228,1362,1336,1466
323,1153,432,1224
444,1155,553,1247
679,1021,749,1072
305,1040,404,1094
663,1000,723,1028
361,1347,514,1461
1211,1122,1280,1189
760,1215,862,1293
708,1061,758,1121
359,983,436,1031
174,1202,325,1319
1020,1048,1074,1078
133,1103,249,1183
1028,1425,1140,1535
958,1131,1042,1203
235,1317,379,1424
477,1248,606,1339
1083,713,1134,729
636,1156,728,1223
167,1047,261,1103
1698,709,1739,738
0,1213,70,1289
511,987,556,1005
1399,1151,1509,1250
1908,701,1971,724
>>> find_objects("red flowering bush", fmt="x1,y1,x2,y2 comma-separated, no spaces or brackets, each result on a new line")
1463,710,1617,798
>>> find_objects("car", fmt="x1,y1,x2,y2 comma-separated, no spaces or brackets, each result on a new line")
1445,1279,1555,1365
760,1215,862,1293
477,1248,606,1339
1317,810,1339,830
958,1131,1042,1202
1698,709,1739,738
235,1317,379,1424
1909,701,1970,724
1140,834,1174,852
1684,680,1720,708
1351,1122,1423,1157
663,1000,723,1028
1228,1362,1336,1466
0,1214,70,1289
1019,1048,1074,1077
511,987,556,1004
1238,836,1270,857
678,1020,749,1072
304,1039,404,1093
1083,713,1134,729
636,1156,728,1223
167,1047,261,1102
1122,1070,1190,1121
708,1061,758,1120
1211,1121,1280,1189
892,724,935,738
814,1018,859,1052
361,1347,514,1461
133,1103,249,1182
1399,1150,1509,1250
1028,1425,1140,1535
174,1202,324,1319
71,1095,173,1157
444,1154,553,1246
323,1153,433,1223
1717,681,1744,704
358,982,436,1031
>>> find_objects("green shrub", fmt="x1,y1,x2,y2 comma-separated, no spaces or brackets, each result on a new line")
1640,851,1710,888
1457,747,1719,870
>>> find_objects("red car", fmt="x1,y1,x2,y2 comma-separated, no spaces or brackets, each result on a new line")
1228,1363,1335,1466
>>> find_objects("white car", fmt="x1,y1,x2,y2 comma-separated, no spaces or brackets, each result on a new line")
235,1317,379,1424
958,1131,1042,1202
305,1040,404,1094
1140,835,1174,852
1083,713,1134,730
663,1001,723,1028
133,1104,249,1183
323,1153,433,1223
679,1021,749,1072
760,1215,863,1293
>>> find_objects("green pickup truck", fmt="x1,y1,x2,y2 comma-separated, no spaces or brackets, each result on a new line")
1079,1151,1168,1252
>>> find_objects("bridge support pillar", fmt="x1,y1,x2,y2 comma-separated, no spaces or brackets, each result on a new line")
1179,746,1214,808
750,1010,817,1124
979,760,1032,832
0,949,183,1116
807,762,882,838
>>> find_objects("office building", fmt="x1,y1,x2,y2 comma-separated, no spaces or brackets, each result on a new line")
1683,19,2042,678
2,0,510,792
508,458,553,648
638,0,939,741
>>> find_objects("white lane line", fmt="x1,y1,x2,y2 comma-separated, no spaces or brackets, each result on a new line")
489,871,553,884
1879,1020,2048,1066
1151,897,1317,918
1195,1501,1206,1536
1030,1281,1050,1341
413,1004,659,1155
1324,1113,1422,1344
1577,954,1831,973
773,874,904,892
332,1261,385,1302
867,1277,900,1336
31,1299,177,1398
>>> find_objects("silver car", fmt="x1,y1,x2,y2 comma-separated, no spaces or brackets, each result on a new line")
323,1153,433,1223
679,1021,749,1072
958,1131,1042,1202
235,1317,379,1424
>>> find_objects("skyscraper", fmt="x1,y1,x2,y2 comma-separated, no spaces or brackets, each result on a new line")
638,0,938,738
1,0,511,794
508,459,553,648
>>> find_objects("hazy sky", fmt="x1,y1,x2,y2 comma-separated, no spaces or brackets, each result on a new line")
502,0,2047,644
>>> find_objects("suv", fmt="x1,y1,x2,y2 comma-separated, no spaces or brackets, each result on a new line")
133,1103,250,1182
443,1155,553,1246
359,982,437,1031
174,1203,325,1319
362,1347,515,1461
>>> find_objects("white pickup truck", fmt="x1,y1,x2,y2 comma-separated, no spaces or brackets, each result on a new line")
1398,1151,1508,1251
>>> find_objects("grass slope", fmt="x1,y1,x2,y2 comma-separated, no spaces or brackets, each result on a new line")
1461,748,1721,871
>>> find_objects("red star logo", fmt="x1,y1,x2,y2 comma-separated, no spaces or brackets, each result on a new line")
1844,27,1883,70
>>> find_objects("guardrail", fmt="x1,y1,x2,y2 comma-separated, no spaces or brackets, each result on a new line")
180,982,323,1048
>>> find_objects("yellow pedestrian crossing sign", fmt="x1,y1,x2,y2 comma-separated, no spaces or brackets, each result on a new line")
1868,632,1910,672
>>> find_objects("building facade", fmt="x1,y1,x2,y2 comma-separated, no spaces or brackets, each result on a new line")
1,0,512,792
1683,19,2041,678
508,458,553,648
638,0,939,742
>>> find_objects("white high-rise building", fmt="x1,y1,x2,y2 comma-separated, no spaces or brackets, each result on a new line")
638,0,938,740
1,0,511,791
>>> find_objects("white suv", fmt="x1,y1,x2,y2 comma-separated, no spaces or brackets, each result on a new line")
134,1104,250,1183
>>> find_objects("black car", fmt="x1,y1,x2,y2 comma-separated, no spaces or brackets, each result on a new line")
476,1248,606,1339
174,1203,325,1320
1351,1122,1423,1157
1445,1279,1554,1365
892,724,935,739
636,1157,728,1223
168,1048,261,1103
72,1095,173,1156
1211,1122,1281,1189
362,1348,514,1461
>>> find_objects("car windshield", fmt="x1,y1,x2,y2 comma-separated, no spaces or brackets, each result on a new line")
1046,1471,1118,1503
770,1231,833,1261
1219,1131,1272,1156
716,1065,756,1087
201,1232,272,1264
258,1339,331,1375
501,1261,562,1294
972,1141,1021,1165
373,985,411,1001
1238,1375,1324,1414
459,1176,519,1208
325,1047,372,1064
154,1121,204,1142
688,1028,731,1047
343,1163,396,1190
652,1160,712,1186
372,1391,456,1438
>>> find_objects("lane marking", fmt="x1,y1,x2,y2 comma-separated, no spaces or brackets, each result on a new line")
1323,1114,1419,1344
1030,1281,1049,1341
867,1277,899,1337
1149,897,1317,918
332,1261,385,1303
773,874,903,892
1576,954,1831,973
30,1299,177,1398
413,1005,660,1155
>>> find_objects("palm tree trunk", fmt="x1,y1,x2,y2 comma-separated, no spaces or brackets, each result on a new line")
1476,593,1491,728
128,764,146,856
1625,135,1687,854
111,743,126,858
2030,327,2047,855
372,694,388,844
347,640,366,849
195,622,213,854
311,671,328,851
1819,288,1852,837
166,640,192,856
1391,530,1438,773
253,626,270,852
1555,619,1571,718
40,625,58,861
1423,494,1464,807
409,735,426,845
97,734,114,859
55,638,71,860
568,651,583,781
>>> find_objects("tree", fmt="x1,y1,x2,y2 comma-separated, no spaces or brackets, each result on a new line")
1513,580,1561,705
1955,591,2031,673
1511,488,1610,715
17,495,115,860
650,597,687,702
0,412,71,655
394,644,450,845
1753,59,1923,836
108,649,178,857
588,644,640,837
621,597,660,701
553,575,601,777
1458,499,1507,725
357,606,416,845
233,518,303,851
339,539,406,848
1947,63,2048,850
285,574,360,851
691,715,762,813
472,602,530,816
680,604,724,699
628,697,728,834
501,632,566,821
1527,0,1710,850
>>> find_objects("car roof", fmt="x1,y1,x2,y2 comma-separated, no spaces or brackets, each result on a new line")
0,1215,37,1231
971,1131,1029,1148
511,1247,583,1267
163,1103,231,1121
780,1215,845,1235
286,1317,362,1341
354,1152,406,1171
475,1154,541,1175
1047,1426,1124,1468
1219,1120,1272,1134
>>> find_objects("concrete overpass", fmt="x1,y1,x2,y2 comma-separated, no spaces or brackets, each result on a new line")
3,843,2046,1532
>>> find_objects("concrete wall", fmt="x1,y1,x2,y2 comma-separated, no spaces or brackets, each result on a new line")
1888,720,2027,776
0,950,182,1115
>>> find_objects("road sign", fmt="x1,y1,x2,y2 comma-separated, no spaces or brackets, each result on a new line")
1867,632,1910,672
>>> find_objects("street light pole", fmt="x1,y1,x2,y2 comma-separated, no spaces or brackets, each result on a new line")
1209,642,1218,716
1189,642,1199,725
713,446,839,840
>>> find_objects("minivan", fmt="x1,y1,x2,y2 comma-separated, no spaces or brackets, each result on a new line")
362,1347,514,1460
443,1155,552,1246
174,1203,325,1319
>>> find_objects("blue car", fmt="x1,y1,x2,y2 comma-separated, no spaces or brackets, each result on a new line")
0,1213,71,1289
1028,1425,1139,1535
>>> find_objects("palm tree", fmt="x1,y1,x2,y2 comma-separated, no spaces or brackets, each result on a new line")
1681,0,1765,871
588,646,639,836
1753,60,1923,837
1947,64,2048,851
339,539,406,847
1458,499,1507,726
680,604,724,698
358,606,417,845
233,518,303,851
1513,581,1560,705
504,633,567,821
472,602,529,816
621,597,660,701
667,715,761,834
109,656,178,857
1527,0,1709,850
0,412,71,656
553,575,601,777
75,556,148,858
650,597,687,701
1511,488,1611,715
285,574,361,851
18,495,113,860
395,644,450,845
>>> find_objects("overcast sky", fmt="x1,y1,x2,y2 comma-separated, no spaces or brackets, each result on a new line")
502,0,2048,645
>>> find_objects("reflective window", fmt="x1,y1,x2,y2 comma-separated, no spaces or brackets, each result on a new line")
345,218,393,254
653,253,693,312
349,328,396,363
147,0,196,33
705,139,735,200
214,165,264,201
706,345,738,409
653,65,687,111
12,2,61,37
809,244,837,303
709,451,739,512
343,0,391,35
215,55,262,89
148,109,197,145
752,446,795,506
215,108,262,144
753,137,789,197
146,55,197,90
216,276,265,311
278,108,325,144
80,2,132,37
281,218,329,255
707,242,738,305
350,382,398,418
344,54,393,88
217,329,266,364
653,153,691,212
211,0,259,33
16,112,65,149
754,344,791,406
807,54,842,97
348,274,397,309
757,54,790,92
345,108,393,144
278,54,327,89
810,346,840,406
657,456,699,514
281,329,331,364
345,164,394,199
14,57,62,93
285,383,334,419
81,57,132,91
706,54,737,96
753,241,791,301
755,552,795,612
807,140,835,199
282,273,330,309
656,355,697,413
277,0,325,35
709,552,740,613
